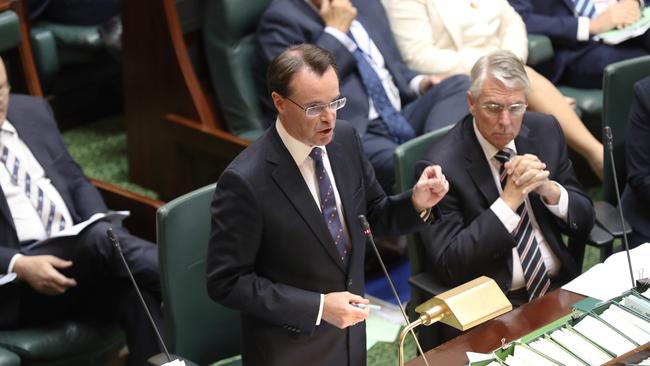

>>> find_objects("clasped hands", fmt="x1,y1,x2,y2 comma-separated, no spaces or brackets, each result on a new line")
501,154,560,211
590,0,642,34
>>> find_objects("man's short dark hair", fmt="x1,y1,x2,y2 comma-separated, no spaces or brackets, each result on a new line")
267,44,337,97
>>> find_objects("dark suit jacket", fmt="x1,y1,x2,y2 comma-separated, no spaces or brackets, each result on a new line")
0,94,107,326
418,113,594,293
256,0,418,136
206,121,431,366
509,0,650,84
623,76,650,242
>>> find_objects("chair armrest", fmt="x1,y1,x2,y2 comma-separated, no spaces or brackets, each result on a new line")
408,272,450,299
527,34,554,67
30,25,60,82
594,201,632,237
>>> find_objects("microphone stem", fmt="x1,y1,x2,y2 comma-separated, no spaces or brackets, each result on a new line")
111,235,172,363
364,229,430,366
608,144,636,288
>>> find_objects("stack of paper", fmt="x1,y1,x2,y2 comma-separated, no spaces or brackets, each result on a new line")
528,338,586,366
622,294,650,319
595,8,650,45
573,315,636,356
600,305,650,344
507,344,559,366
550,327,612,365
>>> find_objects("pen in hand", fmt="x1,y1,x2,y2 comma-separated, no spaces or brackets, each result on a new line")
350,302,381,311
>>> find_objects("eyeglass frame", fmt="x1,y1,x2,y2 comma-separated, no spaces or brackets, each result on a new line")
480,102,528,116
285,96,347,118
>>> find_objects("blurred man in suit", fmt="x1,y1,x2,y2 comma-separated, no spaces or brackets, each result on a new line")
419,50,594,305
623,76,650,247
256,0,470,193
207,44,449,366
0,57,160,366
509,0,649,88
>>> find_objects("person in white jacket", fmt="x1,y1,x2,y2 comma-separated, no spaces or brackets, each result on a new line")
385,0,604,179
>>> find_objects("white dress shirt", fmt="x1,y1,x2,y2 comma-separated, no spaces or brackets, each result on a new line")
577,0,621,40
472,120,567,291
276,119,352,326
1,119,73,273
304,0,423,121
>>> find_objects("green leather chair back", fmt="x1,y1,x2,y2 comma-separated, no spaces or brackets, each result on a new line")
0,347,19,366
0,10,20,53
203,0,271,141
157,183,241,365
394,125,453,307
602,55,650,205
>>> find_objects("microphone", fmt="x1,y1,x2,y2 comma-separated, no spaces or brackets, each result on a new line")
358,215,430,366
603,127,636,289
107,228,194,366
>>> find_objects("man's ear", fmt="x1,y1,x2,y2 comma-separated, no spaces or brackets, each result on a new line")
466,90,476,115
271,91,285,113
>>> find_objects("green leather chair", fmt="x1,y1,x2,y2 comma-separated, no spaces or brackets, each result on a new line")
393,125,454,315
0,347,20,366
526,34,603,137
156,183,241,366
203,0,271,141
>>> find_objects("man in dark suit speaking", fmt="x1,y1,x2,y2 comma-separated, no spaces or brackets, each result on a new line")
419,50,595,306
206,44,449,366
0,57,161,365
256,0,470,193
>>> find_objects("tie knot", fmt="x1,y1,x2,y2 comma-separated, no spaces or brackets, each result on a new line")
310,147,324,162
494,149,512,165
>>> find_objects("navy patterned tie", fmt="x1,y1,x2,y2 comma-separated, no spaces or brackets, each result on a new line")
350,47,415,144
495,149,551,301
1,145,68,235
310,148,348,262
573,0,596,18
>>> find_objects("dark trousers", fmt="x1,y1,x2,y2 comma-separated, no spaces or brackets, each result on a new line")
362,74,470,193
17,221,162,366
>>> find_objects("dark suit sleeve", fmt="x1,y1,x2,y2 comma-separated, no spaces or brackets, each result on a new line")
39,100,107,220
509,0,581,45
544,119,594,239
417,167,516,286
256,6,359,83
206,168,321,335
626,79,650,205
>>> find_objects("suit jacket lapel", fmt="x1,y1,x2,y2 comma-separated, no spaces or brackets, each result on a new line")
0,185,16,233
268,129,347,273
461,116,500,204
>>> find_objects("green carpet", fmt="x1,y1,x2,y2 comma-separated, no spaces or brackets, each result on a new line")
61,116,159,199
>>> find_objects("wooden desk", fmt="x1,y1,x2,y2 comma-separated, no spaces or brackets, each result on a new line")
406,289,583,365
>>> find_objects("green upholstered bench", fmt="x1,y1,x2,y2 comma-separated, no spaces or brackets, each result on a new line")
0,347,20,366
0,322,124,366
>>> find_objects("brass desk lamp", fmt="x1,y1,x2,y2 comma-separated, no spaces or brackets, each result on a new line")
398,276,512,365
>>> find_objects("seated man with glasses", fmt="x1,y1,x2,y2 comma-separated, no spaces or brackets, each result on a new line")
418,49,594,308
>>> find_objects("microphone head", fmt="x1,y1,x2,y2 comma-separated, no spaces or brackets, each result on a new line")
357,215,369,230
106,228,117,243
603,126,614,148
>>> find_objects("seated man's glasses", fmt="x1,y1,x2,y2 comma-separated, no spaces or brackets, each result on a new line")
481,103,527,116
286,96,347,118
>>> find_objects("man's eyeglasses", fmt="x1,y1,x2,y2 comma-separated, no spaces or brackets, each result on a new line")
286,96,347,117
480,103,527,116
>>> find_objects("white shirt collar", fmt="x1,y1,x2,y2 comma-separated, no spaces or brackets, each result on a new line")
275,118,326,167
1,119,16,135
472,117,517,162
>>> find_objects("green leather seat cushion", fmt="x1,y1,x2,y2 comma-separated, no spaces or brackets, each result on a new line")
0,347,20,366
0,10,20,53
0,322,123,361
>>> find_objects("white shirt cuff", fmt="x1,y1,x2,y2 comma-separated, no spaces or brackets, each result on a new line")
410,75,425,95
491,198,521,233
8,253,23,274
324,26,357,53
316,293,325,325
578,16,591,41
542,181,569,221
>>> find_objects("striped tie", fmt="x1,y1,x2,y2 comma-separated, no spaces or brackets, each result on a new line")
495,149,551,301
0,145,68,236
310,148,349,263
573,0,596,18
